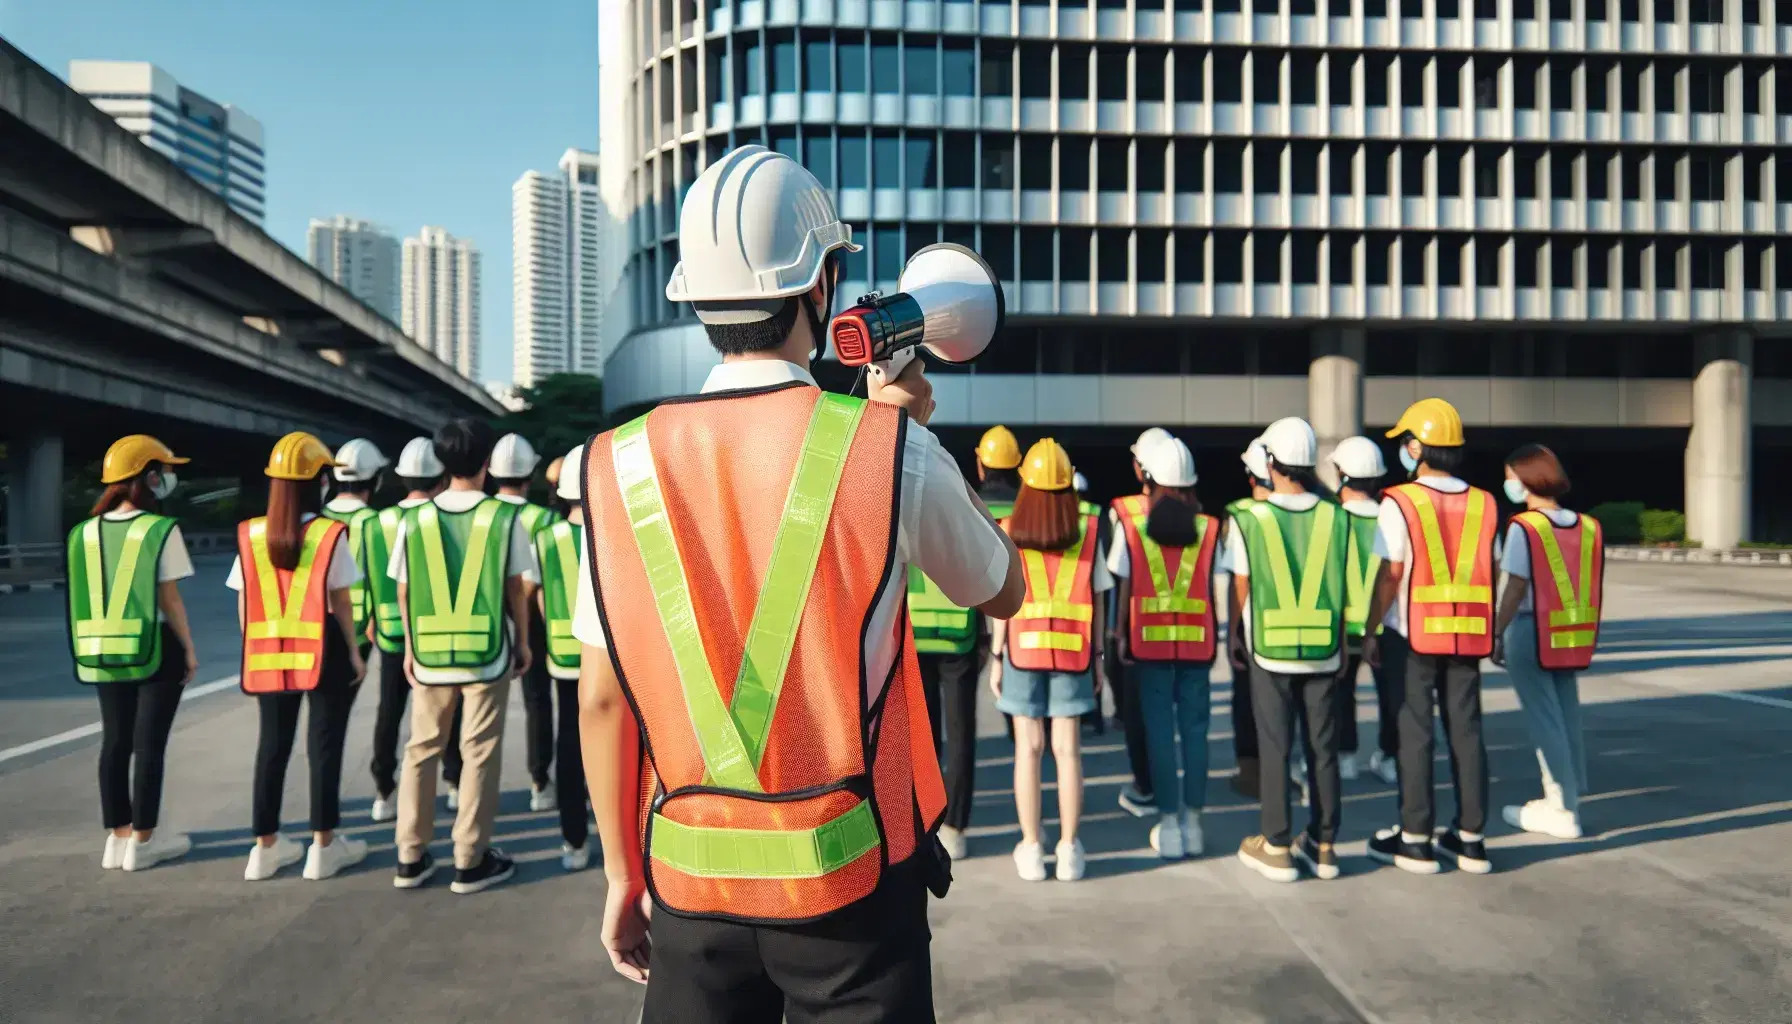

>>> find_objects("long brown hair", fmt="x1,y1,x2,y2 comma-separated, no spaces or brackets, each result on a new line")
91,471,159,517
265,473,324,571
1006,484,1081,551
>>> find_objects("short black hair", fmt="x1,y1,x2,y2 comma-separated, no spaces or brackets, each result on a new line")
435,418,497,479
334,478,376,498
981,467,1021,490
1419,443,1465,473
702,299,801,356
490,475,531,489
398,474,442,493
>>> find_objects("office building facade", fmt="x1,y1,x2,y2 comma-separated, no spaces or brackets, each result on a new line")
308,217,402,323
69,60,266,223
597,0,1792,546
402,227,482,380
513,149,607,388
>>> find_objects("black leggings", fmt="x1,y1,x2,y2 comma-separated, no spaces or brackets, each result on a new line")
555,677,589,847
95,629,188,831
251,630,359,836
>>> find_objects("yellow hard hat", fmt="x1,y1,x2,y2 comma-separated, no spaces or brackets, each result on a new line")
977,425,1022,470
1386,397,1465,447
1020,438,1074,492
101,434,190,484
264,432,337,481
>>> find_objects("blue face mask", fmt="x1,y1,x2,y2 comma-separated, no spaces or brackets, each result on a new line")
1503,479,1529,504
1398,448,1418,474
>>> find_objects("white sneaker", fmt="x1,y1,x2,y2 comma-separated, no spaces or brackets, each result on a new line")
561,841,591,872
531,785,557,812
122,831,191,872
1368,750,1399,786
445,783,460,811
1503,801,1584,840
102,833,127,870
1181,809,1206,857
244,835,306,881
369,794,397,823
937,825,967,861
1013,840,1048,882
1055,838,1087,882
303,836,369,880
1151,814,1185,860
1339,753,1361,782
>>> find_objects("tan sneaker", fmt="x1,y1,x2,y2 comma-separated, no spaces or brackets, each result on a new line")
1237,835,1299,882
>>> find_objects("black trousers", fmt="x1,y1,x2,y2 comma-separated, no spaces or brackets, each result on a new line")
1337,648,1399,758
554,677,589,847
95,628,187,831
444,699,465,786
1250,666,1342,847
918,648,981,832
251,634,359,836
369,643,409,797
1107,641,1156,797
642,861,935,1024
1231,663,1259,763
520,613,555,789
1382,631,1489,836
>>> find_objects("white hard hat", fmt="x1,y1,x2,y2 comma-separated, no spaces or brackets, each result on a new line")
1331,436,1388,480
665,145,861,325
395,437,443,478
490,433,540,478
1141,435,1197,488
556,444,586,501
1073,471,1089,494
1241,436,1271,481
1262,417,1319,469
1130,427,1171,458
332,438,388,482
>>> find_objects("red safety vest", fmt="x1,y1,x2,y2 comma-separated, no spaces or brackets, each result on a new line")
1005,513,1099,673
585,385,944,925
1513,510,1604,671
1115,503,1218,663
238,516,345,694
1384,483,1497,658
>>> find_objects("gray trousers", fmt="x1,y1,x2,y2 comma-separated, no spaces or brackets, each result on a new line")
1503,615,1589,813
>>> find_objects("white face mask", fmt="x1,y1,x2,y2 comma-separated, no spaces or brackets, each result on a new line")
1503,479,1529,504
149,470,178,500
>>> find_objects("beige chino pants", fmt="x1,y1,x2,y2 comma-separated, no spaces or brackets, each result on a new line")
395,678,510,869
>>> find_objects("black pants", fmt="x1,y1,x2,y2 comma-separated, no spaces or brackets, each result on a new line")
95,629,187,831
1338,648,1399,758
251,637,359,836
1382,631,1489,836
1109,644,1155,797
555,677,589,847
642,862,935,1024
519,612,555,789
444,700,465,786
918,648,981,832
1231,663,1259,763
369,644,409,797
1250,667,1342,847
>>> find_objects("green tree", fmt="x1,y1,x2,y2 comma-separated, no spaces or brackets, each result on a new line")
493,373,609,497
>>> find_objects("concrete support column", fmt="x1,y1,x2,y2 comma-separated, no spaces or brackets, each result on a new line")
1685,331,1752,550
1309,326,1366,488
5,427,64,547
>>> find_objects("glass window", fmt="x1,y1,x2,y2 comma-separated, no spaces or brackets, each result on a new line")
1654,151,1677,200
1515,145,1540,198
1175,139,1205,192
943,132,975,188
842,224,869,281
1098,230,1129,282
1330,142,1355,193
1292,52,1319,105
943,40,974,96
839,40,867,92
1550,60,1574,112
1329,53,1354,105
738,37,763,96
1366,54,1393,107
873,224,903,283
1689,151,1722,201
906,38,937,95
1516,236,1541,287
1689,63,1722,114
1366,142,1393,195
1744,64,1763,115
1216,140,1245,192
982,225,1014,280
1654,61,1677,113
1214,231,1245,283
1655,239,1680,290
1255,141,1283,193
1744,152,1764,201
1401,56,1426,108
1175,231,1206,282
1438,55,1462,108
1215,50,1245,103
1621,59,1642,112
1292,232,1320,284
1588,149,1610,200
1018,44,1051,98
841,132,868,187
1551,238,1577,287
771,35,797,93
1098,47,1128,101
1061,228,1092,281
1138,138,1167,192
1438,235,1463,287
1021,136,1053,190
804,39,831,91
1401,145,1425,197
1551,149,1576,199
906,222,938,259
1474,57,1499,109
873,131,901,187
1366,232,1391,285
872,35,900,94
1061,136,1091,191
770,127,798,161
907,133,937,188
1098,138,1129,191
984,42,1014,97
1515,57,1538,109
1138,48,1167,103
1138,229,1168,282
982,133,1013,188
804,134,834,186
708,48,731,103
1254,51,1280,104
1477,236,1502,286
1175,50,1205,103
1020,227,1053,280
1438,143,1463,197
1330,233,1355,285
1622,151,1643,198
1061,46,1090,100
1589,238,1612,288
1587,59,1609,111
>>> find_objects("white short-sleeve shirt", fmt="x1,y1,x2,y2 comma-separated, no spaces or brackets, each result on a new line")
572,360,1011,707
225,513,362,593
1217,491,1340,675
1371,475,1469,637
101,509,195,584
1499,507,1580,615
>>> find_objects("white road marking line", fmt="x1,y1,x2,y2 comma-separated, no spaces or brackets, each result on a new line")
0,675,240,765
1611,676,1792,712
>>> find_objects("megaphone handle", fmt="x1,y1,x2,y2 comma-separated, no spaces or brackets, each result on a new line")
867,346,916,389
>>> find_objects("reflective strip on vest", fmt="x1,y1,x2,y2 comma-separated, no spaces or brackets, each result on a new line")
541,522,583,664
1406,489,1492,611
72,516,157,659
248,651,316,671
1017,529,1092,655
1343,513,1383,637
413,502,499,654
247,519,332,642
371,506,406,650
651,799,880,879
1523,511,1600,649
1133,515,1206,617
1142,625,1207,642
615,393,865,797
907,567,976,654
1247,502,1340,649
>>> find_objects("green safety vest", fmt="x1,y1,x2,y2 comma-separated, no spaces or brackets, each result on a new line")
1078,500,1098,517
1343,510,1383,638
537,519,583,671
510,499,558,538
1233,501,1347,663
66,514,177,684
322,505,381,640
403,498,519,671
907,498,1013,656
370,505,410,653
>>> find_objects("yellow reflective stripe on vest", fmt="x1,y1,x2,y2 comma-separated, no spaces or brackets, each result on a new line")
1521,511,1601,634
247,518,332,641
1343,521,1382,633
651,799,880,879
1017,600,1093,622
1132,512,1206,614
548,622,581,659
248,652,317,671
1407,488,1492,605
545,523,582,662
1422,616,1486,634
1141,624,1206,642
1247,501,1338,632
1140,596,1207,614
1017,630,1085,652
74,517,157,657
1018,526,1090,624
414,502,498,639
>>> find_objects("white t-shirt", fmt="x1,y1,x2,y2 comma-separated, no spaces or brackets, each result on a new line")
1499,507,1581,616
1372,475,1469,637
101,509,195,584
324,495,370,515
572,359,1011,708
225,513,363,593
1219,491,1340,675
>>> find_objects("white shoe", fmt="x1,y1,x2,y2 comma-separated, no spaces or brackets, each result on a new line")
122,831,191,872
1013,840,1048,882
531,785,557,812
1151,814,1185,860
445,783,460,811
369,794,397,823
1055,838,1087,881
244,835,306,881
1503,801,1584,840
102,833,127,870
561,841,591,872
1181,809,1206,857
303,836,369,880
1339,754,1361,782
937,825,967,861
1368,750,1399,786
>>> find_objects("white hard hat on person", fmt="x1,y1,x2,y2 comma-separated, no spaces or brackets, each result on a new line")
1330,436,1387,480
1261,417,1318,469
557,444,586,502
1141,435,1197,488
1073,471,1089,494
665,145,861,325
1241,435,1271,480
395,437,443,478
333,438,388,482
1131,427,1171,459
491,433,540,478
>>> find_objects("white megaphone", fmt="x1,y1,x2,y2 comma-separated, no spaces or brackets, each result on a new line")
829,243,1005,387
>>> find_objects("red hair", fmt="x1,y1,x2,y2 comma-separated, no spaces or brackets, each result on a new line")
263,475,323,571
1005,485,1080,551
91,478,158,517
1507,444,1571,499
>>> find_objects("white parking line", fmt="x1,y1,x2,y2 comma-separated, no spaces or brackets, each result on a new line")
0,675,240,765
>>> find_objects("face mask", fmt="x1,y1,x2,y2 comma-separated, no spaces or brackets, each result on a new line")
1398,448,1419,475
1503,479,1529,504
149,470,177,500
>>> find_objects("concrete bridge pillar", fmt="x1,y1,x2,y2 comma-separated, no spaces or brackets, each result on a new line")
6,427,64,547
1685,331,1752,550
1309,326,1366,488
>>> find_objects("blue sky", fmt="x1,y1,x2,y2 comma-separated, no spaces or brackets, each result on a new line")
0,0,598,386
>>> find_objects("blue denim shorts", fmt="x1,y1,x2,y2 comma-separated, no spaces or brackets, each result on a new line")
997,655,1097,720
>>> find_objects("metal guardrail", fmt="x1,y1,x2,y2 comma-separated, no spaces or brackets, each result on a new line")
0,531,233,588
1609,545,1792,567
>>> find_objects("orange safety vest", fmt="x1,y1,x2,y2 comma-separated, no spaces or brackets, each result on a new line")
1513,511,1604,671
238,516,346,694
1005,513,1099,673
1384,483,1497,657
1115,503,1219,663
586,385,945,925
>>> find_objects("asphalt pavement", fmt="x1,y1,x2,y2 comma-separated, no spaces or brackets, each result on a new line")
1,561,1790,1023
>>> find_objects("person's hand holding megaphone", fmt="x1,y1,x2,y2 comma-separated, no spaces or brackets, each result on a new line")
866,355,935,425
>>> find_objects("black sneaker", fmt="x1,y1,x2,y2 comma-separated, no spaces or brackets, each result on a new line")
1117,785,1156,819
1433,829,1493,874
450,848,516,894
1367,827,1440,875
1293,834,1340,880
393,852,437,890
